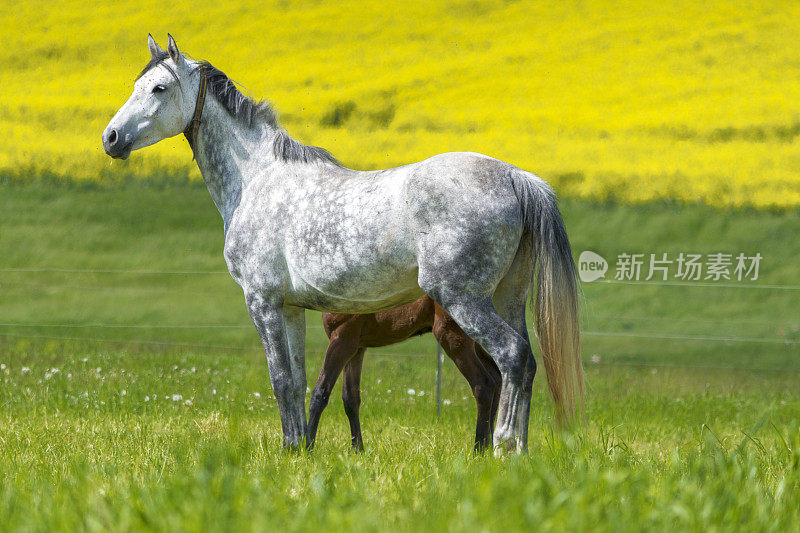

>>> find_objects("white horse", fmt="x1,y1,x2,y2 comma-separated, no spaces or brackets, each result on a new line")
103,35,584,453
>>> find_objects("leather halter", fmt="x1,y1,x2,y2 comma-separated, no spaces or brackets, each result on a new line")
183,66,208,158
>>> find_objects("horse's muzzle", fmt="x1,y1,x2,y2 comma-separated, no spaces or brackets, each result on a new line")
102,127,132,159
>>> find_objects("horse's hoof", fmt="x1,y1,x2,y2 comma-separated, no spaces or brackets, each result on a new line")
492,434,518,456
282,437,308,453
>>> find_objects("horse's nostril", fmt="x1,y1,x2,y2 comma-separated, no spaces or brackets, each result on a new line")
108,129,118,145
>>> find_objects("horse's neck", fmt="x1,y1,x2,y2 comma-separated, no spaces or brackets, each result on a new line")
193,98,278,231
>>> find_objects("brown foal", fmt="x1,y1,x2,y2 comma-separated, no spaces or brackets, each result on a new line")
307,295,502,451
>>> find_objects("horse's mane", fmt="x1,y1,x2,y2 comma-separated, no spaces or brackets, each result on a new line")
138,52,341,166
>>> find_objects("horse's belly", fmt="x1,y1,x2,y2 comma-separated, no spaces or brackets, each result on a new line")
288,284,425,314
285,259,424,313
282,185,423,312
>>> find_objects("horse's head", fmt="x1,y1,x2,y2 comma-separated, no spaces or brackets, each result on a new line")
102,34,199,159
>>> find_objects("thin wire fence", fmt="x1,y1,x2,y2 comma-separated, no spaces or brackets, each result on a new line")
0,322,797,345
594,279,800,291
0,267,229,275
1,331,797,374
4,267,800,290
1,266,798,375
0,331,432,358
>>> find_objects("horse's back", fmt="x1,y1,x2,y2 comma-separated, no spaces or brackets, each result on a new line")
404,152,526,220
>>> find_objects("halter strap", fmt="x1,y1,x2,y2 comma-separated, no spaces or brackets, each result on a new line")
183,66,208,158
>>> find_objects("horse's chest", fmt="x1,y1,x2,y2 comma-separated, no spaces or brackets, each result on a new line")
222,222,284,290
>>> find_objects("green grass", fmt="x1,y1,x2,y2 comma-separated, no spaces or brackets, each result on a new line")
1,182,799,531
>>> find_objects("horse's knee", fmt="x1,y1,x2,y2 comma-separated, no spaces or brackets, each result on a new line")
309,386,330,413
271,377,295,406
498,338,534,380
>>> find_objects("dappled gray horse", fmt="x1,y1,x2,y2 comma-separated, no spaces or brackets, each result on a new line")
102,35,584,453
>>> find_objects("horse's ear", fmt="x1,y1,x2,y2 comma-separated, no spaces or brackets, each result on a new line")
147,34,165,60
166,33,185,68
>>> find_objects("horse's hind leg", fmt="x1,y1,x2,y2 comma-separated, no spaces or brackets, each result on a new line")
515,352,537,452
308,329,361,449
433,308,500,452
342,348,366,451
429,294,531,454
416,194,532,453
493,251,536,453
493,285,537,453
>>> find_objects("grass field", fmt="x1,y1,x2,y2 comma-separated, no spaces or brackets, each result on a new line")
3,0,800,207
1,183,798,530
2,0,800,529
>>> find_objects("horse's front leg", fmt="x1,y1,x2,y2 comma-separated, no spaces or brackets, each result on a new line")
283,305,308,446
245,293,307,449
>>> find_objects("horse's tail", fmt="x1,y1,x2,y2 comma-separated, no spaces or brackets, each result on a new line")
511,172,584,426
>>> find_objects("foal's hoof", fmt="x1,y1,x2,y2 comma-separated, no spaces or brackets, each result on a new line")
350,436,364,452
473,441,492,455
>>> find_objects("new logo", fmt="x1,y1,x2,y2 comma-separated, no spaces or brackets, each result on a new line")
578,251,608,282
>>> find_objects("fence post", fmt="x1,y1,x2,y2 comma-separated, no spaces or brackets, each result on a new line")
436,344,443,418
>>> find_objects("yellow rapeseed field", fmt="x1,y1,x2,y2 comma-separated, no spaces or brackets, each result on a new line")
2,0,800,207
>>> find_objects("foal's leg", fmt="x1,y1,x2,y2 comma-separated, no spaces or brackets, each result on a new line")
433,309,500,452
474,344,502,430
307,328,361,448
342,348,366,451
245,294,307,449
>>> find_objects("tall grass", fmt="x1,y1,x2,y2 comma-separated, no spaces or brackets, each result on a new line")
1,183,798,529
1,339,798,531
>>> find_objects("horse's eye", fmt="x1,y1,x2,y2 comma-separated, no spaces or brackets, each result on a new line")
152,85,167,94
